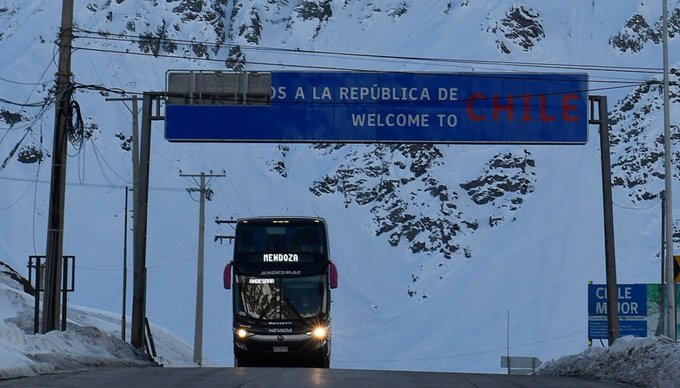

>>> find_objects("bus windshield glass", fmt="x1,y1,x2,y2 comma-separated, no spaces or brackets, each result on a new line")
235,274,327,320
235,222,327,264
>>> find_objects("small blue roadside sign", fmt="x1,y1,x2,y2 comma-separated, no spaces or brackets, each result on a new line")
165,72,588,144
588,284,648,340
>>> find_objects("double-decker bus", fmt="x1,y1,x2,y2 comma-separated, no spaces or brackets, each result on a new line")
223,217,338,367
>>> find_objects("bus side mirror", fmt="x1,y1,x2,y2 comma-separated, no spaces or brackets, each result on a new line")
223,262,233,289
329,261,338,289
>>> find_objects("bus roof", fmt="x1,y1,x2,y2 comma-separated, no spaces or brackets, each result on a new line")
237,216,326,225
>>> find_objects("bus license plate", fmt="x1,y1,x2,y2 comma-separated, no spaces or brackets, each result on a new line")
273,346,288,353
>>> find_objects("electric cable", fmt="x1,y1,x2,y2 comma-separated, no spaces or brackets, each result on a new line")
0,175,185,191
71,28,667,75
197,144,242,216
72,44,657,88
0,172,35,211
613,198,662,211
0,47,58,149
0,96,48,107
89,136,132,185
0,76,52,86
67,71,642,109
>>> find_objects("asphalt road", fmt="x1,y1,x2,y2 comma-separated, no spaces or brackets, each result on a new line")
0,367,635,387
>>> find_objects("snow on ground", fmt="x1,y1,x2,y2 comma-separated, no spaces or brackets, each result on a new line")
537,336,680,387
1,259,679,386
0,262,194,380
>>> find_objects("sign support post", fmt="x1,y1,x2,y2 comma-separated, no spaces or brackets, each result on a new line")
131,93,165,350
589,95,619,345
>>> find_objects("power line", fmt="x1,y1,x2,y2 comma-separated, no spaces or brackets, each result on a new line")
71,44,658,87
0,96,49,107
0,76,52,87
613,198,662,211
0,171,35,211
71,28,666,76
0,47,58,150
88,136,132,185
0,175,185,191
78,246,223,272
74,82,130,95
64,65,645,111
68,77,642,111
0,93,55,170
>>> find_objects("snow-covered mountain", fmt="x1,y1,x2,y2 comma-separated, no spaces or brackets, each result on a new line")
1,0,679,373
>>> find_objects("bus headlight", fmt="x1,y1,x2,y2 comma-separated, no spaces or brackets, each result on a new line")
311,326,328,339
236,328,248,339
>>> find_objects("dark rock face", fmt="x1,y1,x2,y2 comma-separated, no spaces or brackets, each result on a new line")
138,20,178,56
94,0,228,59
292,0,333,37
295,0,332,22
610,8,680,53
609,14,660,53
226,45,246,71
268,145,289,178
460,151,536,207
609,69,680,203
309,144,536,260
310,144,469,259
307,144,537,298
488,6,545,54
460,150,536,228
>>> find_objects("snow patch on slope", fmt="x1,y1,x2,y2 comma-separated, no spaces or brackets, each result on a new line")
0,262,193,379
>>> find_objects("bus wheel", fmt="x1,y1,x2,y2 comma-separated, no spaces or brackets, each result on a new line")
314,352,330,368
235,356,248,367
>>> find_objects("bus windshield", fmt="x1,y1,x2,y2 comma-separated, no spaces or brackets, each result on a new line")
235,274,327,320
235,222,327,264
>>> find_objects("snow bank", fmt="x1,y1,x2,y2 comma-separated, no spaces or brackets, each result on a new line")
537,336,680,387
0,262,194,380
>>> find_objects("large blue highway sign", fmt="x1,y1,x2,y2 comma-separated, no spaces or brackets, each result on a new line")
165,72,588,144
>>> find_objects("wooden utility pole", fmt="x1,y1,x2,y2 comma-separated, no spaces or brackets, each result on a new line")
181,171,225,366
42,0,75,333
662,0,676,341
